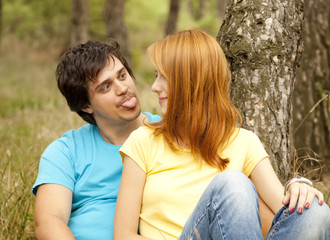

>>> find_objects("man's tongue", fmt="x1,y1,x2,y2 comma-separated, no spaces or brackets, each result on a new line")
121,97,137,108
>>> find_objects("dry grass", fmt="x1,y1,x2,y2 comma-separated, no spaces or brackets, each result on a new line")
0,36,329,239
291,148,330,203
0,37,84,239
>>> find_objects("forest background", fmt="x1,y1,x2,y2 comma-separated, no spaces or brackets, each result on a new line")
0,0,329,239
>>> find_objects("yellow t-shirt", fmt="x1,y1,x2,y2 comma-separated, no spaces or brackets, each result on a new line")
120,127,268,240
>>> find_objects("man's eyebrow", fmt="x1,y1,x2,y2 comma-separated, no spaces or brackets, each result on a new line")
94,78,111,91
117,67,127,76
94,67,126,91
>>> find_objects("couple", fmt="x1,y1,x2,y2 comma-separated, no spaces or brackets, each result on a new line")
33,30,330,240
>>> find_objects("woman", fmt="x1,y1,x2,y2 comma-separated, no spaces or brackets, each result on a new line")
114,30,329,240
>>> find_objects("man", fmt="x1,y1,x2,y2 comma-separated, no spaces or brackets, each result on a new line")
32,40,160,239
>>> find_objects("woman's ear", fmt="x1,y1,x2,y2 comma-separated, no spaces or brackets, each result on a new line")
81,105,93,114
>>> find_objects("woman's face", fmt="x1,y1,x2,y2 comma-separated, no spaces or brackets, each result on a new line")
151,69,168,116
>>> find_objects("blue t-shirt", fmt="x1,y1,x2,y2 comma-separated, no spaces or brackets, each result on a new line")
32,112,161,240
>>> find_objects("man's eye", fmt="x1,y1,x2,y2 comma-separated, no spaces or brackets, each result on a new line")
101,84,110,91
119,72,127,80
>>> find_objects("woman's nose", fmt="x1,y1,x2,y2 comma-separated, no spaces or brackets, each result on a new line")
151,78,160,93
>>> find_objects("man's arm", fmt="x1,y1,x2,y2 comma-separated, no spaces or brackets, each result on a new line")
34,184,75,240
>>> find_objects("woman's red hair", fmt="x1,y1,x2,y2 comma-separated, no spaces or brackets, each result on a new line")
147,30,241,170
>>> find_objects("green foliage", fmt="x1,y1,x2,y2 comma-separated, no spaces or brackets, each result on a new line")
89,0,107,38
3,0,71,43
179,0,221,37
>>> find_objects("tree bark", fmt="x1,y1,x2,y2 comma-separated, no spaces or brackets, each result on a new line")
104,0,131,64
165,0,180,36
217,0,304,182
293,0,330,177
71,0,89,46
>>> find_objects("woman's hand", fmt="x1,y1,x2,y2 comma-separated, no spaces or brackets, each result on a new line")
282,182,324,214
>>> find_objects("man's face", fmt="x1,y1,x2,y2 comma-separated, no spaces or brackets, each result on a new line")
83,56,141,126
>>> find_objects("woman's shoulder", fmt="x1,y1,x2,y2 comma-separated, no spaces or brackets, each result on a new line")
127,126,156,143
132,125,154,135
235,127,256,137
230,128,260,143
239,127,258,135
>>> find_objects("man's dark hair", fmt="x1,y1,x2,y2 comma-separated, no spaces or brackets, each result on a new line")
56,40,134,125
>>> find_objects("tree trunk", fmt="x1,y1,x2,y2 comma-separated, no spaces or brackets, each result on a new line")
71,0,89,46
293,0,330,177
165,0,180,36
104,0,131,64
217,0,304,182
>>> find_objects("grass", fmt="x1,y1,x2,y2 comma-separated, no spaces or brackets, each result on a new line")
0,1,329,238
292,148,330,204
0,36,85,239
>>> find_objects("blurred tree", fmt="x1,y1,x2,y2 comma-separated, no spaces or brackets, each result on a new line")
71,0,89,46
104,0,131,64
293,0,330,176
2,0,71,45
218,0,304,182
217,0,228,18
187,0,206,20
0,0,2,48
165,0,180,35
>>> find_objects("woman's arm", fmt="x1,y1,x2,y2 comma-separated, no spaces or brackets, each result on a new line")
249,158,284,214
282,176,324,213
114,156,153,240
250,158,324,214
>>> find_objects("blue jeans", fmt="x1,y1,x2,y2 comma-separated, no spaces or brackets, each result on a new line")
178,170,330,240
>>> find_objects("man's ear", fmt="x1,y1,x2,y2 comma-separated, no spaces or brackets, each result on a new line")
81,105,93,114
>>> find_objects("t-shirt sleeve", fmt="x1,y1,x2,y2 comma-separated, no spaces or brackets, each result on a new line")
243,131,269,177
32,137,75,195
143,112,161,123
119,127,152,173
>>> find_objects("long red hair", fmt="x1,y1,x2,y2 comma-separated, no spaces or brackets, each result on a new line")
147,30,241,170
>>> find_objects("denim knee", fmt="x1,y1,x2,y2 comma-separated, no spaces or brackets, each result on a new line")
268,198,330,240
207,170,258,208
209,170,256,193
305,199,330,238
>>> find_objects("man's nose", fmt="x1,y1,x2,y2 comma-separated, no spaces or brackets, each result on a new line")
115,81,128,95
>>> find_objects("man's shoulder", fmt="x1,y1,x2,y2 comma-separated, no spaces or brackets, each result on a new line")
57,124,98,142
45,124,98,151
61,123,96,137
